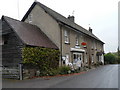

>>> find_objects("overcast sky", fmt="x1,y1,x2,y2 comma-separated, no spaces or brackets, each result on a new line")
0,0,119,53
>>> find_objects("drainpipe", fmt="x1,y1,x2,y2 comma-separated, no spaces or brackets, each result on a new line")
59,23,63,66
88,40,91,69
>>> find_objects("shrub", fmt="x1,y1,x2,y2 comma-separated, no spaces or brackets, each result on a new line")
94,62,100,67
48,69,59,76
22,47,60,75
58,66,71,75
104,53,117,64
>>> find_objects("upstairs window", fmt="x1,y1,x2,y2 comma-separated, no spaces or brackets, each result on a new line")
91,40,94,49
91,55,94,63
95,41,97,50
76,35,79,46
64,30,69,44
28,14,32,23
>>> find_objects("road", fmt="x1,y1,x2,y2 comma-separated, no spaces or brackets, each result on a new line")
2,64,119,88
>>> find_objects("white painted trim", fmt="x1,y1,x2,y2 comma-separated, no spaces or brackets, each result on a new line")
73,52,82,55
71,48,85,52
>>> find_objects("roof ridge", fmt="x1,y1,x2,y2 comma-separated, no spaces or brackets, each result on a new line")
2,16,58,49
22,1,104,44
36,1,89,32
36,2,68,20
36,2,98,40
3,15,20,22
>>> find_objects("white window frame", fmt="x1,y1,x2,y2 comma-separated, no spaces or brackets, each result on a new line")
95,41,97,49
73,53,83,67
76,35,79,46
28,14,32,23
92,55,94,63
91,40,94,49
64,30,69,44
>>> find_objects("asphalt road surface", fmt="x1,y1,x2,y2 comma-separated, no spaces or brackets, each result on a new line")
2,64,119,88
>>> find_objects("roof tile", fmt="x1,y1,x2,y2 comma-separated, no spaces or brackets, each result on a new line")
3,16,58,49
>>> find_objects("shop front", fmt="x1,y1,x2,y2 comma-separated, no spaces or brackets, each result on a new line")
71,48,85,69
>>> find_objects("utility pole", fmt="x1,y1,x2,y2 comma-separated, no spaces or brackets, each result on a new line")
17,0,20,20
117,46,120,64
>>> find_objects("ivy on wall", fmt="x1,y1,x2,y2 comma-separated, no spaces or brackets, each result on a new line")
22,47,60,73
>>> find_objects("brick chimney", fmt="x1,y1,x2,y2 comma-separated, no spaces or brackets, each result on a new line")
89,27,92,33
68,15,75,22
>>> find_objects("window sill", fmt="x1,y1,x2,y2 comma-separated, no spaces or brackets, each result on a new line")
75,45,80,48
64,42,70,45
75,44,79,46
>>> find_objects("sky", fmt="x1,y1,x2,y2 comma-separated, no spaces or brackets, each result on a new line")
0,0,119,53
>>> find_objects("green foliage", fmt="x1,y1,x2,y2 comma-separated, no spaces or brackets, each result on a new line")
58,66,71,75
118,51,120,64
38,66,72,76
39,68,59,76
22,47,85,76
93,62,100,67
118,57,120,64
22,47,60,75
104,53,117,64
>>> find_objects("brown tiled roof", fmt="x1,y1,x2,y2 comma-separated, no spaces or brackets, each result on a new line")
3,16,58,49
22,1,104,44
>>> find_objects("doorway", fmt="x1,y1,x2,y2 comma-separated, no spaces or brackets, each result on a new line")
73,53,83,67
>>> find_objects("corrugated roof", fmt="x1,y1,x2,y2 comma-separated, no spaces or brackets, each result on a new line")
22,1,104,44
3,16,58,49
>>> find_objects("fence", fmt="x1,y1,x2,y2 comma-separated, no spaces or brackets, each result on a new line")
2,63,23,80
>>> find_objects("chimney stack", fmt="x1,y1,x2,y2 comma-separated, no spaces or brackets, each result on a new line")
68,15,75,22
89,27,92,33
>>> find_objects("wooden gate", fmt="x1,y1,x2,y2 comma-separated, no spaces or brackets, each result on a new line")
2,64,21,80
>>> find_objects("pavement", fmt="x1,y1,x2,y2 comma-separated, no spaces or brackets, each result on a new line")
2,64,119,88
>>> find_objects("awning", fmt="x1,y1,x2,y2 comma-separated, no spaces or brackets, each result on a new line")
71,48,85,53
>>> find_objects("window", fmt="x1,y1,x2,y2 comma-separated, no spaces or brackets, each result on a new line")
73,53,82,63
76,35,79,46
73,53,83,67
91,40,94,49
91,55,94,63
95,41,97,49
28,14,32,23
64,30,69,43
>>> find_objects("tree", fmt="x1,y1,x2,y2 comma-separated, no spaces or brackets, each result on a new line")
117,47,120,64
104,53,117,64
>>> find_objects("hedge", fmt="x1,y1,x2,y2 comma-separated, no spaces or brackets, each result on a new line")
22,47,60,75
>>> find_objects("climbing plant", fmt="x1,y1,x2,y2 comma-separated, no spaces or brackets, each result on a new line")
22,47,60,73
